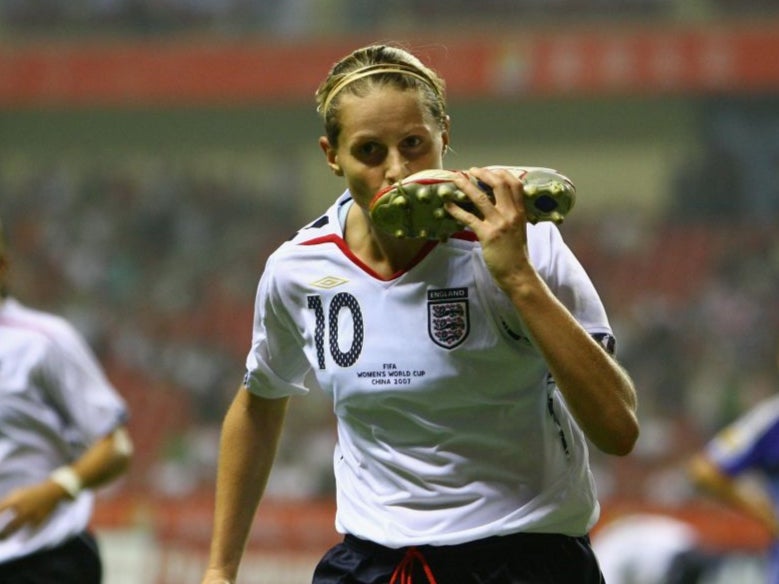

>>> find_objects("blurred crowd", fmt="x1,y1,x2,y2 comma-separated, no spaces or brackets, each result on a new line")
0,153,306,495
1,0,777,36
0,153,295,403
568,213,779,507
1,147,777,503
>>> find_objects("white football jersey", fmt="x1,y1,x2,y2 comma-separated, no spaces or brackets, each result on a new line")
0,298,128,562
245,193,613,548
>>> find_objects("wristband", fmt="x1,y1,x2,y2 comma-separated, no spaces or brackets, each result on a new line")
50,466,83,499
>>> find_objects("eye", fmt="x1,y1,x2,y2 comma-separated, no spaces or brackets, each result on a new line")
402,135,423,150
354,141,385,163
401,135,434,161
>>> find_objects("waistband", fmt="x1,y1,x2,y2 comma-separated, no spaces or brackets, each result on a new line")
344,531,590,558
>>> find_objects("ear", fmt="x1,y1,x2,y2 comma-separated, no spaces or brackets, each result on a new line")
441,115,452,157
0,252,8,295
319,136,343,177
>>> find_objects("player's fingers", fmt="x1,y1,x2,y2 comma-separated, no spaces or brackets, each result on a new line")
0,509,22,539
451,173,493,209
442,199,473,226
469,167,524,212
444,172,498,224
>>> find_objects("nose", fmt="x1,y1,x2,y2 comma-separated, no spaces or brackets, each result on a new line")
385,151,409,185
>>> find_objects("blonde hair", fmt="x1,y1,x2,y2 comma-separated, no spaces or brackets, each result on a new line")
315,44,447,146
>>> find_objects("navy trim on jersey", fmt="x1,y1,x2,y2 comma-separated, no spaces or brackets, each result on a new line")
592,333,616,355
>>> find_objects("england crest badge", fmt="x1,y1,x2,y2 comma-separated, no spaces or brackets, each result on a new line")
427,287,470,349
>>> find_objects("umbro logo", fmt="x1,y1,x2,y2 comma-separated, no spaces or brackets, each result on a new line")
311,276,349,289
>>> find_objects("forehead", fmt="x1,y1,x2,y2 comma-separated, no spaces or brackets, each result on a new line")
336,86,435,139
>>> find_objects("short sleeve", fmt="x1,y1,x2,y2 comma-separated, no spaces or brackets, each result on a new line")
39,323,128,446
538,224,612,335
705,397,779,477
486,224,613,348
244,257,312,398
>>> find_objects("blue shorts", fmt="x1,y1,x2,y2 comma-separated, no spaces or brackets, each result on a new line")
313,531,605,584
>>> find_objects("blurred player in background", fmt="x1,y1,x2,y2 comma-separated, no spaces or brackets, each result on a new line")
592,513,721,584
688,367,779,584
201,43,638,584
0,216,133,583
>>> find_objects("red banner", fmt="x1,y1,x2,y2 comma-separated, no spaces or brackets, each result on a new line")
1,22,778,107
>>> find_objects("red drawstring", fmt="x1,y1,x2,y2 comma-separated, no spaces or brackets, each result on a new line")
390,546,438,584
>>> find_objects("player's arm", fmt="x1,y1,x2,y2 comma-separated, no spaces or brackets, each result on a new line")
59,425,133,493
446,167,638,456
504,269,638,456
0,426,133,538
202,388,289,584
689,453,779,538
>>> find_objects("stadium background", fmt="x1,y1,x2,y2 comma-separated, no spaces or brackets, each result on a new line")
1,1,779,582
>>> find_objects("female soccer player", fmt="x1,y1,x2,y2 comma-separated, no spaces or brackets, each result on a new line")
0,217,133,583
201,43,638,584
